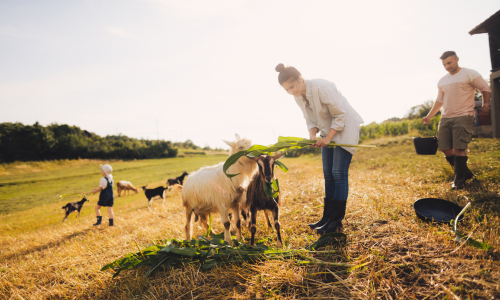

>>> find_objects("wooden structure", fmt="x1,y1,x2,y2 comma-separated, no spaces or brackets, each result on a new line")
470,10,500,138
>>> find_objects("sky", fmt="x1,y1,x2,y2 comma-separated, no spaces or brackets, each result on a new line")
0,0,498,149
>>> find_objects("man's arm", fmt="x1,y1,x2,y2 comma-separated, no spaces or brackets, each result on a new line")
480,91,491,116
422,101,443,125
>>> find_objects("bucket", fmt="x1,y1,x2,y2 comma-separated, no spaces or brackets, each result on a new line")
412,137,438,155
413,198,465,224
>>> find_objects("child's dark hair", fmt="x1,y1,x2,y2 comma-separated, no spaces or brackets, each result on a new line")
275,63,301,85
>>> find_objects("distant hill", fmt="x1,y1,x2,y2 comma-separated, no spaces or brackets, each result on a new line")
0,122,205,163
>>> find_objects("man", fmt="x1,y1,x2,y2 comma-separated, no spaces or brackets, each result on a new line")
422,51,491,190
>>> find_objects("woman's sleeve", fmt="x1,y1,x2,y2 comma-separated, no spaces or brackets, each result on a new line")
319,86,346,131
305,114,319,131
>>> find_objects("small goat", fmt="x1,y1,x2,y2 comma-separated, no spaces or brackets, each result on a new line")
182,134,258,245
166,171,189,186
241,153,285,247
117,180,138,196
141,185,169,206
62,197,89,222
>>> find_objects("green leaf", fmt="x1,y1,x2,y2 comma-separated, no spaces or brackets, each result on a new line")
455,231,492,250
223,150,251,178
274,160,288,173
263,182,277,198
205,214,212,237
305,232,347,250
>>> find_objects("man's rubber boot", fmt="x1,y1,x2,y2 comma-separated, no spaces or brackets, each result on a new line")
93,216,102,226
446,155,473,181
308,198,333,229
452,156,468,190
316,200,347,235
109,219,114,226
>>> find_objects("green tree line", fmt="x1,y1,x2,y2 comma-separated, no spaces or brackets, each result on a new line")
360,100,441,142
0,122,182,162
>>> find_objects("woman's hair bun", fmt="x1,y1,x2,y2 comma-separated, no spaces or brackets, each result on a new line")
275,63,285,73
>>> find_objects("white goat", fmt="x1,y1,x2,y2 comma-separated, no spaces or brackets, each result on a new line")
181,134,258,245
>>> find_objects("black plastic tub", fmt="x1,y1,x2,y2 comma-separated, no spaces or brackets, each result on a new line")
412,137,438,155
413,198,464,224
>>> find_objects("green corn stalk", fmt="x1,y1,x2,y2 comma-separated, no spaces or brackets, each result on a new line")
223,136,375,178
223,136,375,197
101,232,350,278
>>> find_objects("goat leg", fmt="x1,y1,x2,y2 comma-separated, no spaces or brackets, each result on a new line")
199,214,215,235
221,213,233,246
231,202,242,242
185,206,193,240
250,207,257,246
264,210,273,229
273,207,283,248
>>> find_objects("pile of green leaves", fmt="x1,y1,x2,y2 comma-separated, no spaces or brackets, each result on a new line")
222,136,375,197
101,232,348,278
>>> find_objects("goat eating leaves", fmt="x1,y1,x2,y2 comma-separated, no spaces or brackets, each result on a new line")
241,153,285,248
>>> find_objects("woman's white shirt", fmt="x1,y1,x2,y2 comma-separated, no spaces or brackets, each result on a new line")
294,79,364,154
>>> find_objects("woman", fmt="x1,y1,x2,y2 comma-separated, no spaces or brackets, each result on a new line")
275,64,363,234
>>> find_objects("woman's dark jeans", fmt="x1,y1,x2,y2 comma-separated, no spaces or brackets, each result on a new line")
321,146,353,201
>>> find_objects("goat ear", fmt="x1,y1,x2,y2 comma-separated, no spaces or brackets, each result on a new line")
272,152,285,160
223,139,235,147
235,133,241,140
250,156,260,162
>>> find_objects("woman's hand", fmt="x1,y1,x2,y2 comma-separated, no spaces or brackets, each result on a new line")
92,188,101,194
313,136,332,148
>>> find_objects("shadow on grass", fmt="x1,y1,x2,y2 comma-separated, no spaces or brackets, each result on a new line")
0,227,95,260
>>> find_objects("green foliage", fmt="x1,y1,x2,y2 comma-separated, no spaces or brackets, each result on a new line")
360,116,440,142
404,100,438,120
0,122,184,162
101,232,348,278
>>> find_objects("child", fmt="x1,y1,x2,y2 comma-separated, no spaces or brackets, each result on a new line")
92,164,115,226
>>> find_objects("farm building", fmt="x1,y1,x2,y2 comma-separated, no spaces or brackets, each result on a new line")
469,9,500,138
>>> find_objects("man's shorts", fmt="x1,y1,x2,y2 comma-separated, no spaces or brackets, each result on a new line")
437,115,474,151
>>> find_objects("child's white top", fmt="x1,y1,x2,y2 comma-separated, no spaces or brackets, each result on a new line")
99,176,113,189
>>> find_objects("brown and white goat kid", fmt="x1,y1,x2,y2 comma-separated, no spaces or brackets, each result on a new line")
181,134,258,245
116,180,138,196
241,153,285,248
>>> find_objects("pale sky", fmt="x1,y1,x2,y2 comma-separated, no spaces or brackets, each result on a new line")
0,0,498,149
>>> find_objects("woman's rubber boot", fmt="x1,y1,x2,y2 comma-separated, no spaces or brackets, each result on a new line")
308,198,333,229
446,156,473,181
316,200,347,235
452,156,467,190
93,216,102,226
109,219,114,226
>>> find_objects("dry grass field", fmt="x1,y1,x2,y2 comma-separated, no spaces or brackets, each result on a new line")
1,136,500,299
